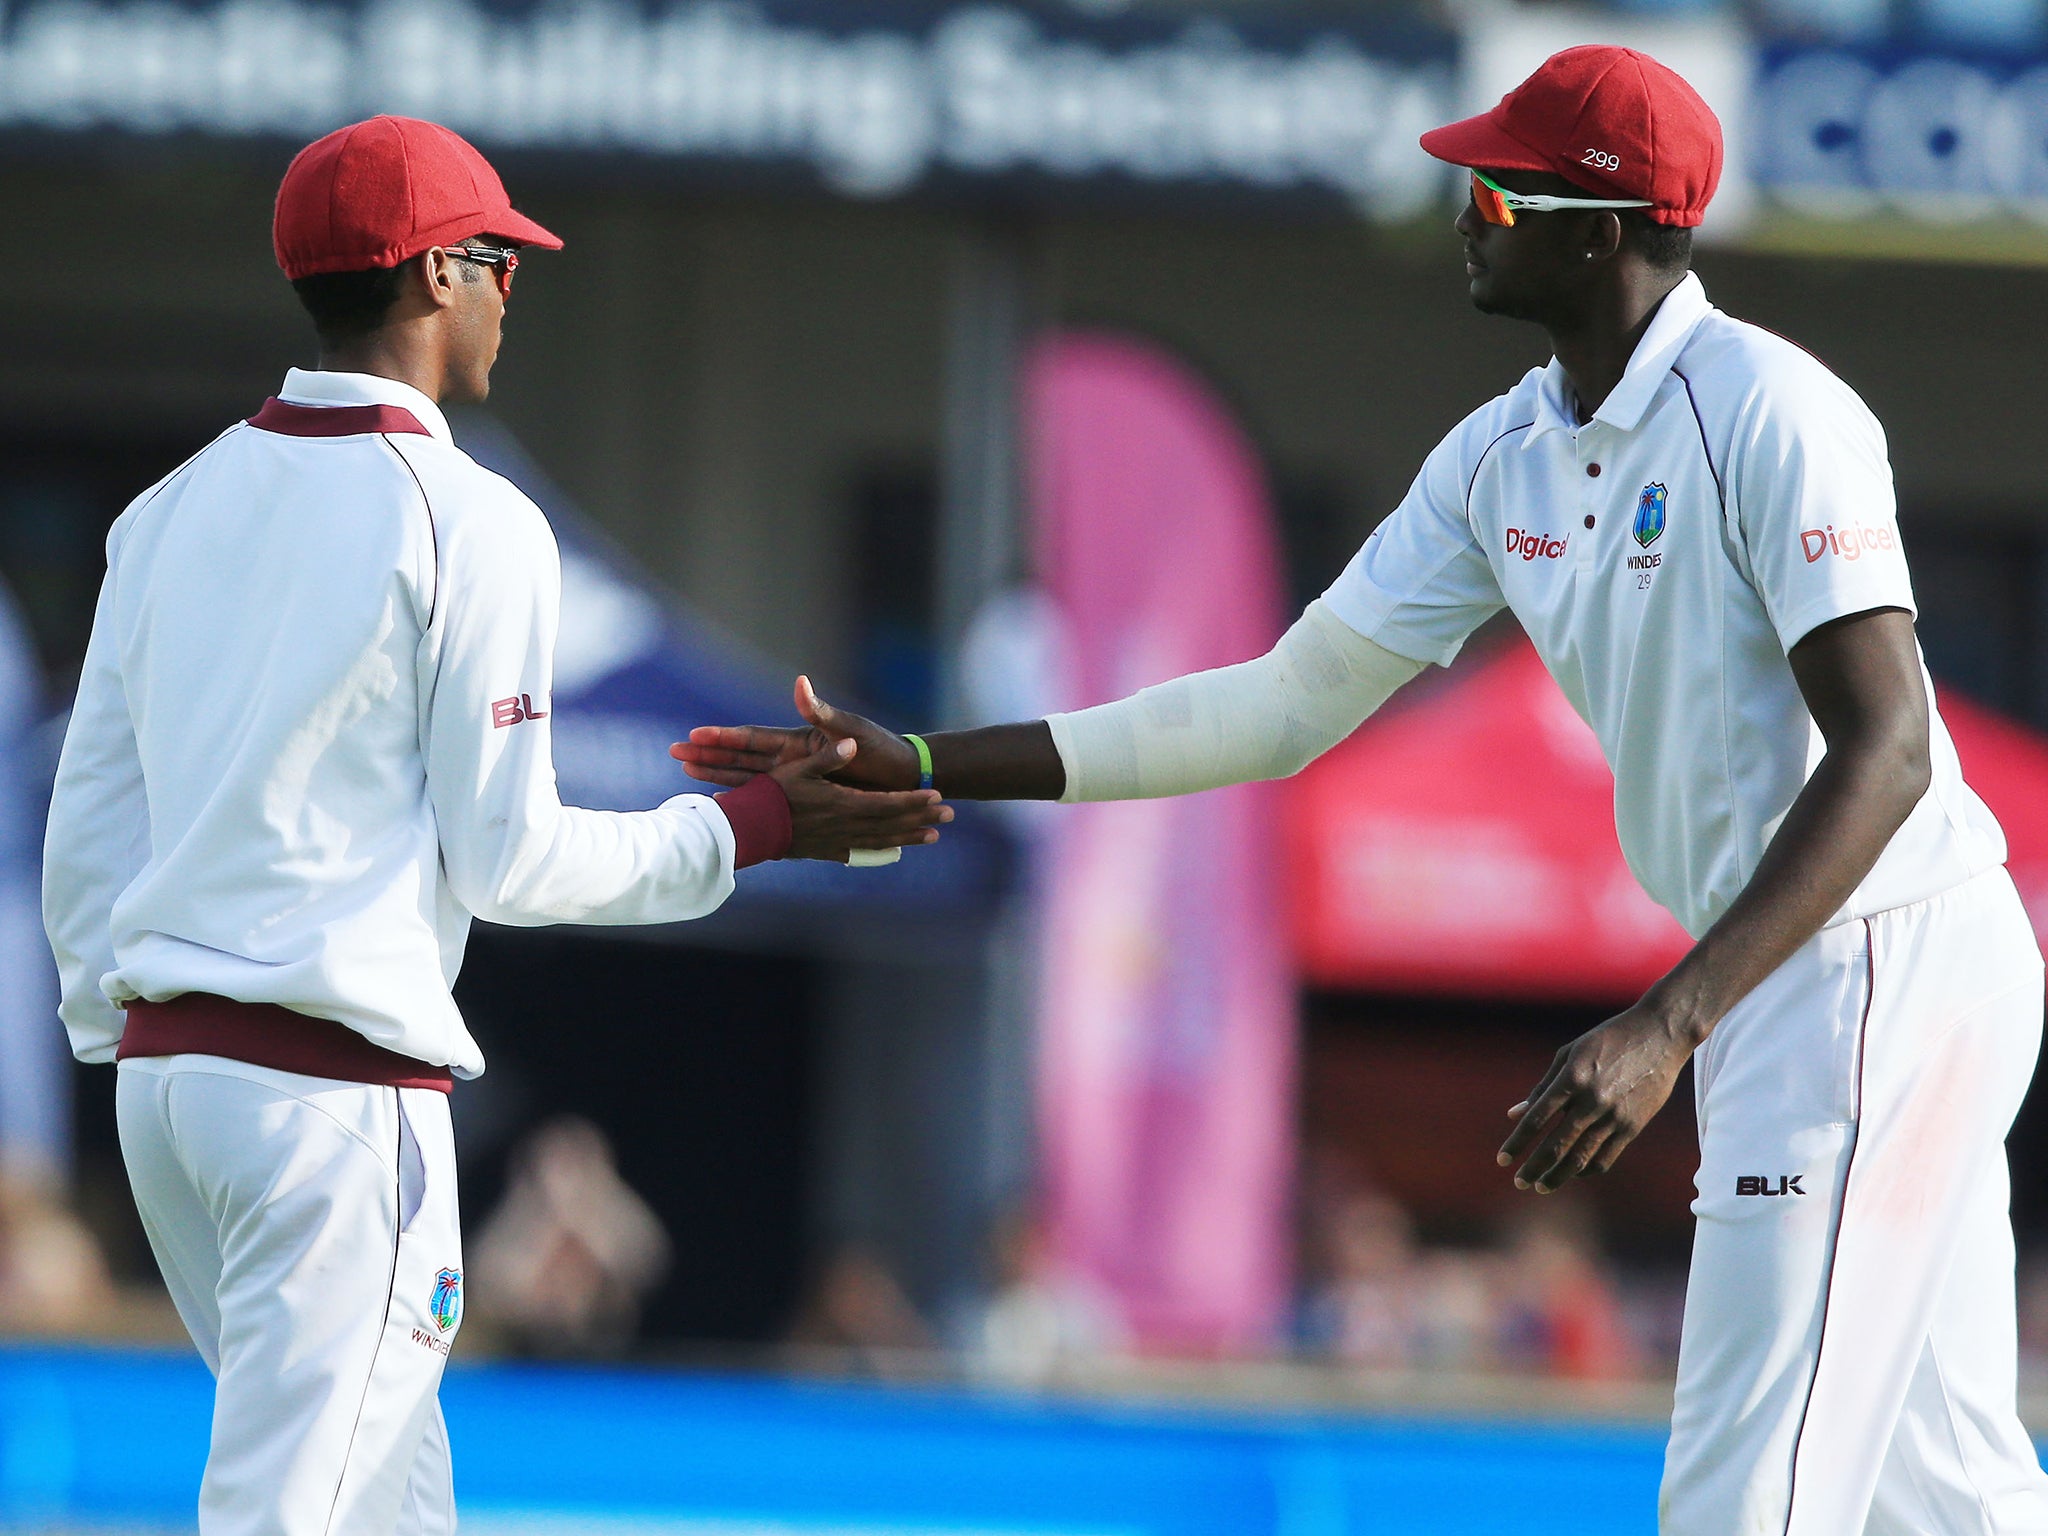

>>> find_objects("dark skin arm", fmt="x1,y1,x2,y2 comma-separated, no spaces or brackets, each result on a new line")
1496,606,1930,1192
674,676,1065,799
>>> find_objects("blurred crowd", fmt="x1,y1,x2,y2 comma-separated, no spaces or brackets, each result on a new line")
26,1103,2048,1399
787,1166,1679,1386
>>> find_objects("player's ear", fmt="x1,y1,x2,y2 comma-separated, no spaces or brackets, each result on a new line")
1582,211,1624,265
414,248,463,312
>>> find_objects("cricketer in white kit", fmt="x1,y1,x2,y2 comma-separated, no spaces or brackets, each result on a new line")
42,116,949,1536
678,46,2048,1535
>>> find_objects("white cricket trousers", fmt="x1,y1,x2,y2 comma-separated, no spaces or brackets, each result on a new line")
1662,866,2048,1534
117,1056,462,1536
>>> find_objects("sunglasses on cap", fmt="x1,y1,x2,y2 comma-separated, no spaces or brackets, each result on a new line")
1468,169,1653,229
447,243,519,294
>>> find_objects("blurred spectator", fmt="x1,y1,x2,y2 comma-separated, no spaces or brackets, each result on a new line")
1297,1182,1494,1372
467,1116,671,1356
1296,1167,1644,1379
1495,1206,1639,1381
0,575,67,1190
972,1206,1126,1385
0,1172,116,1335
1299,1188,1419,1368
789,1242,936,1373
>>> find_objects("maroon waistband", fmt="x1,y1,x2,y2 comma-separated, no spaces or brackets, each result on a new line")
118,995,454,1093
247,398,431,438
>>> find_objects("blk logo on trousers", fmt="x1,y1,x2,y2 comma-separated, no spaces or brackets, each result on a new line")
1736,1175,1805,1197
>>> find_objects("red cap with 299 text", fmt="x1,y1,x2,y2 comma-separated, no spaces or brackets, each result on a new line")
273,116,563,280
1419,45,1722,229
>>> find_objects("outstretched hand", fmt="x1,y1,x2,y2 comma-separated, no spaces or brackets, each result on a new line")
672,676,922,793
770,734,951,862
1496,1002,1695,1194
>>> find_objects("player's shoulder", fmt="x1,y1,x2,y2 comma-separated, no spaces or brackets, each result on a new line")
1677,307,1879,432
103,421,252,561
1436,369,1550,465
384,436,556,553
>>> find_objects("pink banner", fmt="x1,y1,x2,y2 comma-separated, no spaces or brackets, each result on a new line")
1026,332,1292,1353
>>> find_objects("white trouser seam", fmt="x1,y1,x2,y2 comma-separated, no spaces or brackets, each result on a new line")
1926,1293,2000,1533
319,1087,404,1536
1783,917,1876,1534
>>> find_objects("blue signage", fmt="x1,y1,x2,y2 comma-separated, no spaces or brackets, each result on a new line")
1753,43,2048,216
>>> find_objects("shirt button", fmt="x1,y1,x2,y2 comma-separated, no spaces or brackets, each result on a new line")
1587,463,1602,477
1584,514,1596,529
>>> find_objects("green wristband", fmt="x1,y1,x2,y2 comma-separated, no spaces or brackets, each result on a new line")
903,733,934,791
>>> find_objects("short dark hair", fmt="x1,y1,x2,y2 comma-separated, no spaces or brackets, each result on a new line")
290,248,489,343
291,262,409,343
1623,211,1693,273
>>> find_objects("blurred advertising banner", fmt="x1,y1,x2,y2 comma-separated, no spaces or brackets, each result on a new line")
1290,637,2048,1004
1026,333,1292,1353
1751,45,2048,246
0,0,1454,218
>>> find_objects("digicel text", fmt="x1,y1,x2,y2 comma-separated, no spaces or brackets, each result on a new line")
1800,522,1897,564
1505,528,1570,562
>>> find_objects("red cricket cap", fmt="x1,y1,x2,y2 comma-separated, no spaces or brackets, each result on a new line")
273,116,563,280
1419,45,1722,228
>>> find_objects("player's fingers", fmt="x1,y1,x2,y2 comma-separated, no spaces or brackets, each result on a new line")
680,765,755,788
1585,1119,1644,1177
789,737,858,778
1497,1062,1570,1165
795,675,848,734
686,725,786,754
1513,1102,1597,1190
844,827,944,850
670,742,781,773
836,788,949,822
1523,1113,1617,1194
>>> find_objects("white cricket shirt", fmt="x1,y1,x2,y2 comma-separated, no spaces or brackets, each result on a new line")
1324,274,2005,940
44,369,743,1077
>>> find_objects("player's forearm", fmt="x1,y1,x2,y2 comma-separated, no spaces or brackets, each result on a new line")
1641,733,1930,1047
928,601,1420,805
451,799,740,926
924,722,1067,800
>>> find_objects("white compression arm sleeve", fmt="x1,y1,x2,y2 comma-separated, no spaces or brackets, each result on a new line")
1044,598,1426,803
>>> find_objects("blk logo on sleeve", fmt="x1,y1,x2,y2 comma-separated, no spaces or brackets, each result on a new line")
491,694,549,729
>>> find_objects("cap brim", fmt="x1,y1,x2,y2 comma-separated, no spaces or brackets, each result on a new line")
479,208,564,251
1418,113,1557,175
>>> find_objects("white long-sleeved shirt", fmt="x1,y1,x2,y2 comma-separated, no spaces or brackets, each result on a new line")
44,369,742,1078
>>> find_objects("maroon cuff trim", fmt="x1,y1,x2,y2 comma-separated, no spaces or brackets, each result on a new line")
247,399,432,438
118,994,454,1092
715,775,793,869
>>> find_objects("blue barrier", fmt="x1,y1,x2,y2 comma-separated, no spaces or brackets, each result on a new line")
0,1345,1668,1534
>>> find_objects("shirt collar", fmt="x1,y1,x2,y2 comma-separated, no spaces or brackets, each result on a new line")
277,368,453,445
1522,272,1714,446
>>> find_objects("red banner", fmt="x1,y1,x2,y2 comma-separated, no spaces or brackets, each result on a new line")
1291,636,2048,1003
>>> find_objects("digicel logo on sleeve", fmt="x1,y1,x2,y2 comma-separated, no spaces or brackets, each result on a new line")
1801,522,1898,564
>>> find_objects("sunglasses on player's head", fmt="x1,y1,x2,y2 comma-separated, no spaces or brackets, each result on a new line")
1468,169,1654,228
447,243,519,294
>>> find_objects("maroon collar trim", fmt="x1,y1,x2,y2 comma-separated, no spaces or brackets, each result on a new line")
247,398,432,438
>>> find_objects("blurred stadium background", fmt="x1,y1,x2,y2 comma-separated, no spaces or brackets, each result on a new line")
7,0,2048,1529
